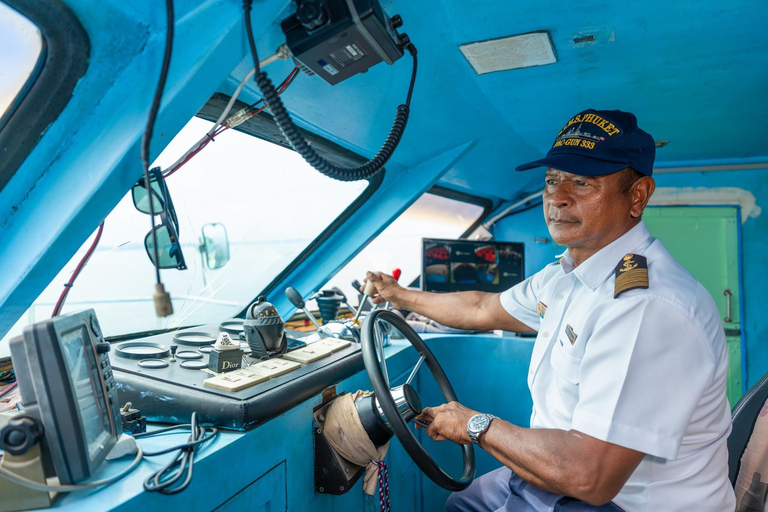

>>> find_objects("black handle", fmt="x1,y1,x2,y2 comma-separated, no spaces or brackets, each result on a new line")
285,287,305,309
0,416,42,456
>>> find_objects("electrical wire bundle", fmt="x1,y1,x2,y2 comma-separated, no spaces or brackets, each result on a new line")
51,221,104,318
0,413,216,495
138,412,218,495
164,66,299,179
0,443,144,493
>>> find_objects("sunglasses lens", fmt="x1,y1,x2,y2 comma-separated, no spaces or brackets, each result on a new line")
144,225,186,269
132,177,166,214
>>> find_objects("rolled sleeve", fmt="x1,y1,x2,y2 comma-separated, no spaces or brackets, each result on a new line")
571,296,716,459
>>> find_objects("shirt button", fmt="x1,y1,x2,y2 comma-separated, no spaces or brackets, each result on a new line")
541,330,549,338
556,293,564,300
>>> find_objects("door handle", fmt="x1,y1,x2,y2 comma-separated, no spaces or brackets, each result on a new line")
724,289,733,323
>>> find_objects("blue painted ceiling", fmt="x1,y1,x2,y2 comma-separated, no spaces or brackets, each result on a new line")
226,0,768,201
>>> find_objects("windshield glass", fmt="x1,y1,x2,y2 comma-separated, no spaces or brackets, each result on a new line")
1,117,369,342
0,3,43,124
320,192,486,304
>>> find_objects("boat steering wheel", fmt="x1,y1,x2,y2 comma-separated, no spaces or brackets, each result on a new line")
361,309,475,491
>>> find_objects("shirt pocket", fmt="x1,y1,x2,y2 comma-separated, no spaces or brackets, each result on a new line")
546,343,583,421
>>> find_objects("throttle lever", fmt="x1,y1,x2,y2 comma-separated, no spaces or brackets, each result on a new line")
285,287,332,336
354,280,376,323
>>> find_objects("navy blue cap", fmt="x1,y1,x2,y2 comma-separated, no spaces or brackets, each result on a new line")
515,109,656,176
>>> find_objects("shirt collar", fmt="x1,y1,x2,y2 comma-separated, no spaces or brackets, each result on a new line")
558,221,652,290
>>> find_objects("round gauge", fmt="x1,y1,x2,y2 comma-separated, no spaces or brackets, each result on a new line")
176,350,203,360
138,359,169,369
115,342,170,360
173,331,216,347
219,319,245,336
180,360,208,370
198,346,213,354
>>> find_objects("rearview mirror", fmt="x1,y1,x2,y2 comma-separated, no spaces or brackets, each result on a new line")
200,223,230,270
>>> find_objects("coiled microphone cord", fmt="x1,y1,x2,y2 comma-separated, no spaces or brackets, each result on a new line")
243,0,418,182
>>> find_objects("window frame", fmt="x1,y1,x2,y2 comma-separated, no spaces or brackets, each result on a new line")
428,185,493,239
195,94,386,321
0,0,90,193
404,186,494,288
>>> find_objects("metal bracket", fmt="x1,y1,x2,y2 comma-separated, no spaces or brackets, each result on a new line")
312,401,365,494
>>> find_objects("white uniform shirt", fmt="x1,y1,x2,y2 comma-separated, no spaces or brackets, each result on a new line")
500,221,735,512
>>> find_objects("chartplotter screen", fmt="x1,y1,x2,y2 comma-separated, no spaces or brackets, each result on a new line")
422,238,524,293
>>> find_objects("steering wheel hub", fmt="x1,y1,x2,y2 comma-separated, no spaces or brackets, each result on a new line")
361,310,475,491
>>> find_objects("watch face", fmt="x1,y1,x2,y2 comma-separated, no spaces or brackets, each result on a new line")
469,414,489,432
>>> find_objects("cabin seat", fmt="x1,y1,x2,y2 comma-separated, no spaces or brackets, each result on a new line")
729,371,768,510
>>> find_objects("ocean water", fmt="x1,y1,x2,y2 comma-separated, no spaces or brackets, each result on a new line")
1,240,308,355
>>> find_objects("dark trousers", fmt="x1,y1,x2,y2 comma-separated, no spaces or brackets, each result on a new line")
445,467,624,512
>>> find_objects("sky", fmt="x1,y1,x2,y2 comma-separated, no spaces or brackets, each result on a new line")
0,4,42,117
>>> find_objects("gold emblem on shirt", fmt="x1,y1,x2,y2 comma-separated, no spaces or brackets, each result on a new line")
619,253,639,272
614,253,649,298
536,301,547,318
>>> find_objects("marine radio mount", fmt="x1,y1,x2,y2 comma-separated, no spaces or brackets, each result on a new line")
281,0,407,85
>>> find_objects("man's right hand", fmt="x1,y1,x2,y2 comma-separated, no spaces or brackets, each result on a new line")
359,271,534,334
363,271,405,309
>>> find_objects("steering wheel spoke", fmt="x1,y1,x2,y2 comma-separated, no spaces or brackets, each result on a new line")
405,354,425,388
373,318,391,387
361,310,475,491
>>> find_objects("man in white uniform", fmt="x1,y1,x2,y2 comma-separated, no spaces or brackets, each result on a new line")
364,110,735,511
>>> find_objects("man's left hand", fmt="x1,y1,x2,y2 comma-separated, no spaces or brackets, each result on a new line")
415,402,479,444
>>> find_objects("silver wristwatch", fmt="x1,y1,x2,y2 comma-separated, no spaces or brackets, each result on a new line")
467,413,496,444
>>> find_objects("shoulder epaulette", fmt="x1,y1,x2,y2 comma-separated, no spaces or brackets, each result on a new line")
614,253,648,298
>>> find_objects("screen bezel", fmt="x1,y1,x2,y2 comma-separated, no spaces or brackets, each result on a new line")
421,238,525,293
11,310,118,484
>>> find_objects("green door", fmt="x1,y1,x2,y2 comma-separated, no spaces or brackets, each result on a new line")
644,206,743,405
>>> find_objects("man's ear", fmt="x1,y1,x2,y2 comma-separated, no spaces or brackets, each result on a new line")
630,177,655,218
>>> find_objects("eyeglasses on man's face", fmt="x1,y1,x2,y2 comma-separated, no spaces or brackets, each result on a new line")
131,167,187,270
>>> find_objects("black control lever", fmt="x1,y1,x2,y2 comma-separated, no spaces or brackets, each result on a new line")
285,287,331,335
285,286,306,309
